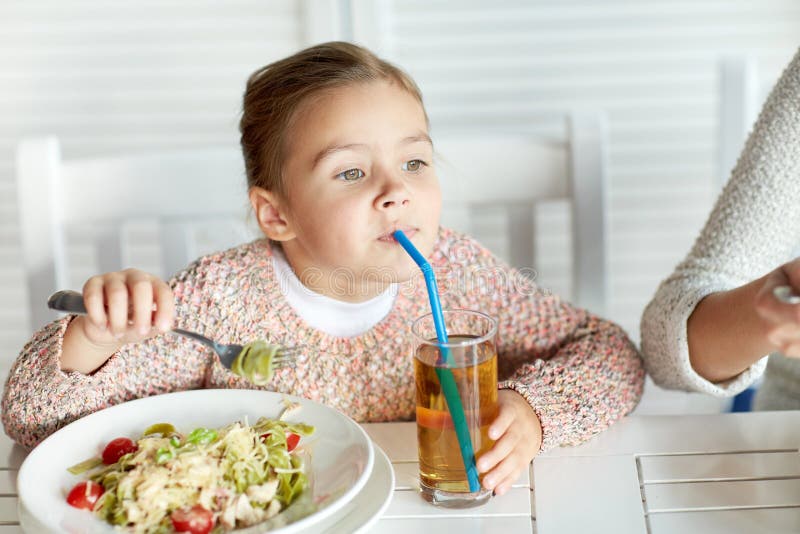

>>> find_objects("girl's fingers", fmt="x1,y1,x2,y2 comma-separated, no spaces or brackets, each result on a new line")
152,281,175,332
493,472,520,496
488,403,515,440
83,277,108,329
478,399,519,474
482,451,522,492
128,274,155,336
79,269,170,341
104,277,130,337
478,430,517,474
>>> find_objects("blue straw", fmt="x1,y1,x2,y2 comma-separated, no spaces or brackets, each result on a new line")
394,230,480,492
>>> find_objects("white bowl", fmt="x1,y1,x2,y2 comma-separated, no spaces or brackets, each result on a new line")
17,389,374,533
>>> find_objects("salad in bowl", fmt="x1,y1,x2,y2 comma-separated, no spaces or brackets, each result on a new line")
66,417,313,533
17,389,374,534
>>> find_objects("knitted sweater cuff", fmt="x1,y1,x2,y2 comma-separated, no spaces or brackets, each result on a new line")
0,317,120,448
643,285,768,397
498,379,566,452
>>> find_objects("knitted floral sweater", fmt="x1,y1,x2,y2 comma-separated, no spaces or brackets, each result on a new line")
2,228,644,450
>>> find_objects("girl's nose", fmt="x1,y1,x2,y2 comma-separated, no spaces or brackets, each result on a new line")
375,174,410,210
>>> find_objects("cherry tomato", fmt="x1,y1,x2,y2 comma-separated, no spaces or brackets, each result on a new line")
285,432,300,452
260,432,301,452
171,504,214,534
102,437,139,465
66,480,104,510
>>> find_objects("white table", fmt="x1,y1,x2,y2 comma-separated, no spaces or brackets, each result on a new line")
0,433,24,533
0,421,532,534
361,422,535,533
533,411,800,533
3,413,800,533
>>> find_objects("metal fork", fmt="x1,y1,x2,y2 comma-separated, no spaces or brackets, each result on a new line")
47,290,301,371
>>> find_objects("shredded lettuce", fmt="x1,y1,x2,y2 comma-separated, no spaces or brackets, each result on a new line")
67,417,314,533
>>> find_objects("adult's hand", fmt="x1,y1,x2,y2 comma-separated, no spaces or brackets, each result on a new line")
755,258,800,357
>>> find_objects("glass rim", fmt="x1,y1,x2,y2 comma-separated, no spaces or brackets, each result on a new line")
410,309,498,348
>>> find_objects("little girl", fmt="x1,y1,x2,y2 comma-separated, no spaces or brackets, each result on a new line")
2,42,644,496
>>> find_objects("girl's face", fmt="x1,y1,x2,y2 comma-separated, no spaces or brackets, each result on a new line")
277,79,442,302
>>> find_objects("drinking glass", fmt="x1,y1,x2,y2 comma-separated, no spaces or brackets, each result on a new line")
412,309,498,508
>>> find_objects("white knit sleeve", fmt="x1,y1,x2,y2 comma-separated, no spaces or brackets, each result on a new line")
640,47,800,396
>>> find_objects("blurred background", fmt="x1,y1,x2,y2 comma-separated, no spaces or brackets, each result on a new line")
1,0,799,413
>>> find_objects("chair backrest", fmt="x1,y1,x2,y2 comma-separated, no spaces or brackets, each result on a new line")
434,111,608,315
18,116,608,331
16,137,258,330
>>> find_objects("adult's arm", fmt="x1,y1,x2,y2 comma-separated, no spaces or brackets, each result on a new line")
640,47,800,394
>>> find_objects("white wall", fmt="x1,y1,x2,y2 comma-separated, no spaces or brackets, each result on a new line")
0,0,338,368
2,1,799,412
355,0,799,341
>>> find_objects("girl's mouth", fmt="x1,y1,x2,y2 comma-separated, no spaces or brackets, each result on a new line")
378,228,417,242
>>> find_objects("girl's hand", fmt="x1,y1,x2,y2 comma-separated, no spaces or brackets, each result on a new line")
477,389,542,496
755,258,800,357
77,268,175,347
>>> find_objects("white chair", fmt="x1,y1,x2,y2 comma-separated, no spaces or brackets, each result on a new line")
18,118,608,332
16,138,257,331
434,112,609,315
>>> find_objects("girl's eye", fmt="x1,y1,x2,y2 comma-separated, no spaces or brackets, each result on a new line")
336,168,365,181
402,159,427,172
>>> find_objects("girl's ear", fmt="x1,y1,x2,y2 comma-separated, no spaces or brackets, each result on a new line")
249,187,296,241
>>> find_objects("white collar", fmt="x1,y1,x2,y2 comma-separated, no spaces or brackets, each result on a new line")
270,246,397,338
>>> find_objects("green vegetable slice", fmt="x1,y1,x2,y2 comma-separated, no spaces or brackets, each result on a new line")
231,340,279,386
67,457,103,475
142,423,176,437
185,427,218,445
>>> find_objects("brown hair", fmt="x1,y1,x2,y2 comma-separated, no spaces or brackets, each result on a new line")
239,41,427,197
